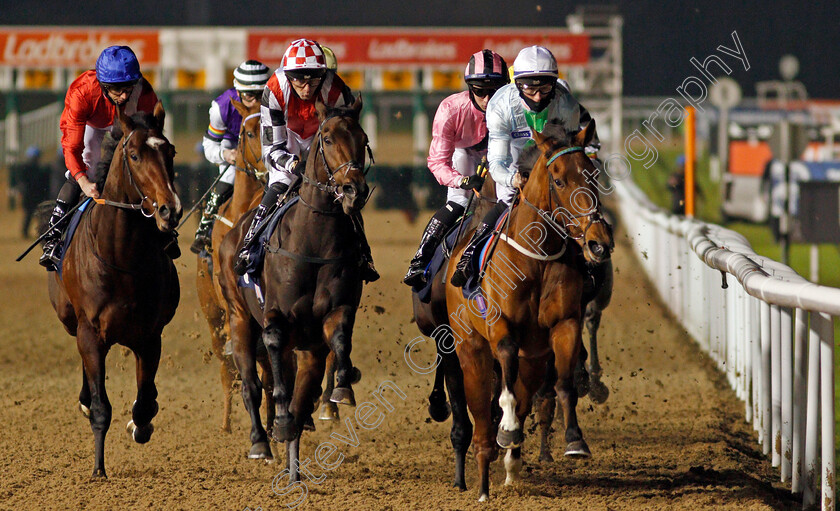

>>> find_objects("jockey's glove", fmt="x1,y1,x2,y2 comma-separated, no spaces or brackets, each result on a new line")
459,174,484,190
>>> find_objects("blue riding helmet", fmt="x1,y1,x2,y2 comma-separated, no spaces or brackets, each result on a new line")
95,46,141,85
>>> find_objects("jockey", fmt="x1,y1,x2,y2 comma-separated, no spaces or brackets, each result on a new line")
233,38,379,282
451,45,600,287
40,45,163,269
190,59,271,254
403,49,508,287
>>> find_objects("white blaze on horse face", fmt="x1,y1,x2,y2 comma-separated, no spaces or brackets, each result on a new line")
498,388,519,432
146,137,166,149
504,449,522,486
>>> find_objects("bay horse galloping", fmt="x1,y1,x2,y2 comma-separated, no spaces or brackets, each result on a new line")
48,103,181,477
195,99,274,434
219,97,370,466
445,121,613,501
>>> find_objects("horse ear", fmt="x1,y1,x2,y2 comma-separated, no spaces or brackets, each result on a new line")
531,129,547,147
351,93,363,117
231,98,248,117
153,101,166,130
117,106,133,136
315,97,328,121
575,119,596,148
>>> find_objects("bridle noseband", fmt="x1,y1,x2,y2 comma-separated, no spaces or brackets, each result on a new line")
519,145,608,241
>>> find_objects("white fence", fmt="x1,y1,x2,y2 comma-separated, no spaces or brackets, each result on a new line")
0,101,62,163
614,177,837,510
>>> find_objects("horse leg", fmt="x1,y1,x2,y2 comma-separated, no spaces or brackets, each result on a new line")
441,351,471,490
585,303,609,404
495,334,523,450
262,313,296,443
257,352,276,437
428,357,451,422
288,345,329,481
458,340,495,501
552,320,590,459
231,313,271,460
76,324,111,478
535,358,558,463
319,351,340,421
78,368,91,418
324,306,357,406
504,356,547,486
219,351,236,433
126,340,161,444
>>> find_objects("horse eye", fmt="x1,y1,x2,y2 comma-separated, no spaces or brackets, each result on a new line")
246,131,255,139
554,178,565,189
130,153,139,162
323,137,332,146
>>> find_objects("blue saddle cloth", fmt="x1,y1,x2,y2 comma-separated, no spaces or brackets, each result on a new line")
460,209,510,300
237,195,300,297
413,221,467,304
54,198,93,278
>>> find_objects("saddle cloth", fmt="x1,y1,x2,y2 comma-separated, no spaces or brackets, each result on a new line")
55,198,93,278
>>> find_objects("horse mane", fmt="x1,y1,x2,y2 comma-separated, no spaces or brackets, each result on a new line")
322,103,361,123
96,111,164,192
516,120,579,175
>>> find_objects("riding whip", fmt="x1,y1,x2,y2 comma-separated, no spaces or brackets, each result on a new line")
15,198,87,262
176,167,227,230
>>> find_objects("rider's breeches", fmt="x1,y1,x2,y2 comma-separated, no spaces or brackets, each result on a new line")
63,125,109,181
218,163,236,186
267,167,295,188
444,147,481,208
495,182,516,206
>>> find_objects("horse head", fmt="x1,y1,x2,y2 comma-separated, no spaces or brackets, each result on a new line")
231,98,267,183
113,102,181,232
313,95,370,215
526,120,613,264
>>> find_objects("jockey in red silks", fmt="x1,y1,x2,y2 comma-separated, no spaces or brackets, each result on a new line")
40,45,164,269
402,49,509,288
233,38,379,282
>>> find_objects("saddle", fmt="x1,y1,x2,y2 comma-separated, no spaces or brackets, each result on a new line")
54,198,94,278
461,209,511,299
413,218,470,303
237,195,301,287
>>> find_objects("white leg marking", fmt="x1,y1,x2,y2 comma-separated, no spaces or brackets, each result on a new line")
504,449,523,486
498,388,519,432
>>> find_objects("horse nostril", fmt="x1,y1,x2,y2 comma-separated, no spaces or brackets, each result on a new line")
588,240,604,257
342,184,356,196
159,204,170,221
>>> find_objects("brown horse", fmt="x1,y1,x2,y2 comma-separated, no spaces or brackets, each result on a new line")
48,103,181,478
195,99,275,435
219,97,371,466
444,120,613,501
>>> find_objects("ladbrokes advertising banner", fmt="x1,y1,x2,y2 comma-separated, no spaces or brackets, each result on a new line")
0,28,160,67
248,28,589,67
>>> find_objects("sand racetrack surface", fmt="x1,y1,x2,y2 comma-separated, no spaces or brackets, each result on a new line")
0,206,801,510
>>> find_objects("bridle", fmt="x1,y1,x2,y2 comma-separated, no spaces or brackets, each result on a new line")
518,145,608,241
93,129,168,218
234,112,267,183
300,114,374,203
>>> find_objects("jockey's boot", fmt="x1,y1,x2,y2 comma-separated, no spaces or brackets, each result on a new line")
351,213,380,283
403,217,448,287
190,183,233,254
449,221,493,288
39,200,71,269
233,181,288,276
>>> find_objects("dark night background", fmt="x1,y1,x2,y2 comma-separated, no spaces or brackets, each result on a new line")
0,0,837,98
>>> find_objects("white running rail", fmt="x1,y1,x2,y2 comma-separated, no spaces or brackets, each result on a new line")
614,177,836,511
0,101,63,163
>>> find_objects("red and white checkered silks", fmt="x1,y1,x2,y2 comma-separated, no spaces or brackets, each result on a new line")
282,39,326,71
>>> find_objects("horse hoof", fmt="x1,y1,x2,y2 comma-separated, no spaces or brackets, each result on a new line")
126,420,154,444
271,416,296,443
248,442,274,460
319,402,340,421
564,440,591,459
78,402,90,418
478,493,489,502
589,380,610,404
452,480,467,491
496,428,524,449
91,468,107,479
351,366,362,385
428,400,451,423
539,450,555,463
303,416,316,431
330,387,356,406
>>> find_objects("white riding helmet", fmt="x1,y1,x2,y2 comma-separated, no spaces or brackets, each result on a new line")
233,60,271,93
512,46,559,80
